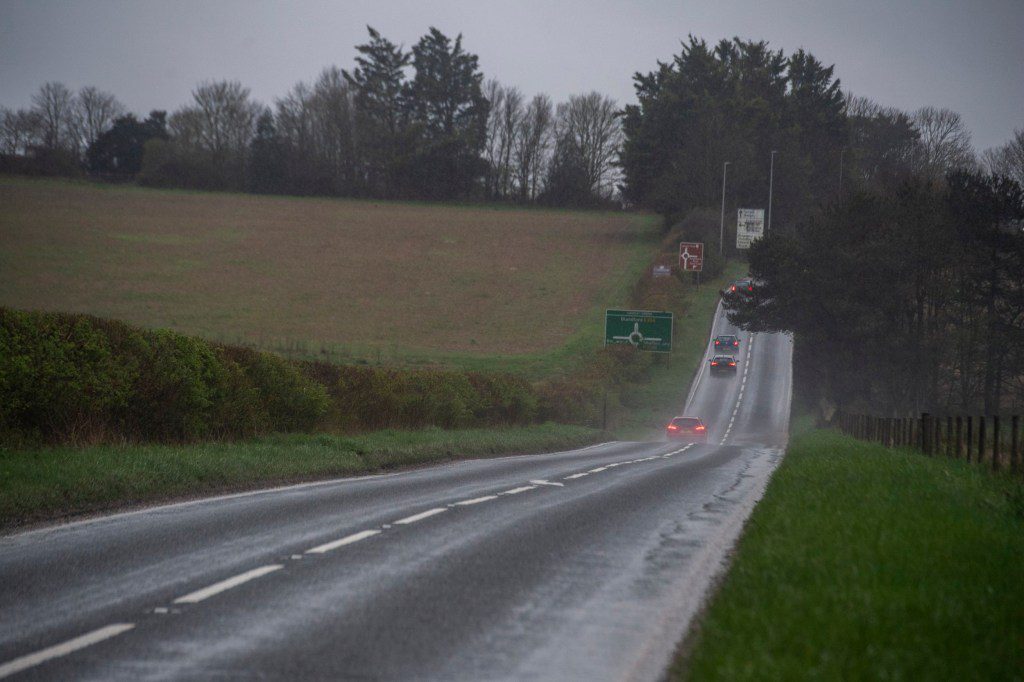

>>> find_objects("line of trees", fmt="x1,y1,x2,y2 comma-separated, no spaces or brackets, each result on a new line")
0,26,622,207
617,36,1024,416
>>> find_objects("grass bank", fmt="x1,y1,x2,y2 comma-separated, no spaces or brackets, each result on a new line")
0,422,600,531
675,429,1024,680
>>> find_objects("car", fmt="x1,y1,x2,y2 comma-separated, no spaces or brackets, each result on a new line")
721,278,755,299
666,416,709,442
713,334,740,353
709,354,738,374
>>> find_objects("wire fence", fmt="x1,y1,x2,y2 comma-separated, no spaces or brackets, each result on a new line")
833,411,1022,475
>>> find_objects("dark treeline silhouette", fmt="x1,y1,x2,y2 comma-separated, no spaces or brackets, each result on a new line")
727,172,1024,417
620,36,1023,417
0,26,621,207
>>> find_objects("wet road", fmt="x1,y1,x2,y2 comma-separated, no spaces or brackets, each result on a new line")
0,303,793,680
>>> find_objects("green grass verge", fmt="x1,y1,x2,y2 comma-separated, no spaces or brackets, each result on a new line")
612,261,747,439
675,429,1024,680
0,422,600,531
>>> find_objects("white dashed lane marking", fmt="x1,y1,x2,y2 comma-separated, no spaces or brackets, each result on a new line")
500,485,537,495
174,565,283,604
0,624,136,679
306,529,381,555
453,495,498,506
394,508,447,525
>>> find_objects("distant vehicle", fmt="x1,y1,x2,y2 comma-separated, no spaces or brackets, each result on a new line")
666,416,708,442
721,278,754,299
713,334,740,353
710,354,738,374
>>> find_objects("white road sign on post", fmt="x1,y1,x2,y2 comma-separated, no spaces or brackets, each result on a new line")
736,208,765,249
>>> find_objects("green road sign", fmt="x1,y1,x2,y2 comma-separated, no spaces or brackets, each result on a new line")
604,309,673,352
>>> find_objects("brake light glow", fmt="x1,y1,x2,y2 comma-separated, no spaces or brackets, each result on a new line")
711,361,718,366
729,361,736,366
733,341,739,346
730,285,736,292
667,424,679,431
695,425,706,431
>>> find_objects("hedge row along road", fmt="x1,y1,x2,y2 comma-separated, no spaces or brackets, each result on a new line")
0,304,794,680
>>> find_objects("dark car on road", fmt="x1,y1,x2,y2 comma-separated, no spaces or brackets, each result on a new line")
709,354,738,374
666,416,708,443
721,278,754,299
713,334,740,353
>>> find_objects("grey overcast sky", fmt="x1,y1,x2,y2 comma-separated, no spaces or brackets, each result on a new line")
1,0,1021,151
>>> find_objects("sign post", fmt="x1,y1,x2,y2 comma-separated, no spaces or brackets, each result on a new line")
604,310,673,353
736,208,765,249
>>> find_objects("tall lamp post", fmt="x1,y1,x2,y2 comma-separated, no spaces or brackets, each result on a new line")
719,161,731,256
767,150,777,232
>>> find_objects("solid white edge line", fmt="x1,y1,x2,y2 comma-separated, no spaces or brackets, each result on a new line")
500,485,537,495
174,564,283,604
393,508,447,525
306,529,381,554
454,495,498,506
0,623,135,679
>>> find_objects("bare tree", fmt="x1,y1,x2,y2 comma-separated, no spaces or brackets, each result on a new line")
171,80,260,158
0,108,43,155
557,92,622,198
482,79,505,198
513,94,554,200
981,127,1024,187
31,81,77,152
497,86,523,198
911,106,976,177
73,86,125,153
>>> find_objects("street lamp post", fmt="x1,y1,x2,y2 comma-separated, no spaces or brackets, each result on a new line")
719,161,731,256
768,150,777,232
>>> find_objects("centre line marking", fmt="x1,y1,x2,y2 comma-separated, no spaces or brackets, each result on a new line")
0,623,136,679
588,467,608,473
174,565,283,604
501,485,537,495
530,479,564,487
394,508,447,525
564,472,589,480
306,529,381,554
454,495,498,506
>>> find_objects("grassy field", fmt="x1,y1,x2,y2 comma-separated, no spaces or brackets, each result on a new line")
675,429,1024,680
0,177,658,373
0,423,600,530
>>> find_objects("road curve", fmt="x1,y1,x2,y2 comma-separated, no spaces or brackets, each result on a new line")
0,303,793,681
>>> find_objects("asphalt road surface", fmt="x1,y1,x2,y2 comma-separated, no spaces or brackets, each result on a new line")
0,303,793,681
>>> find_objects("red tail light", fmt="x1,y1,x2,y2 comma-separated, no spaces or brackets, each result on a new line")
695,425,706,431
730,285,736,292
711,361,718,366
715,341,720,345
729,361,736,366
667,424,679,431
733,341,739,346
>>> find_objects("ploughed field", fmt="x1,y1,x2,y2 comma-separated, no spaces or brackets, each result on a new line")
0,178,657,360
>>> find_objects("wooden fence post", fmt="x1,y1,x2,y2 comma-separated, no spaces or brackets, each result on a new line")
935,417,942,456
955,416,962,458
1011,415,1020,474
992,415,1001,472
946,416,953,457
921,413,931,454
978,416,986,465
966,416,973,462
